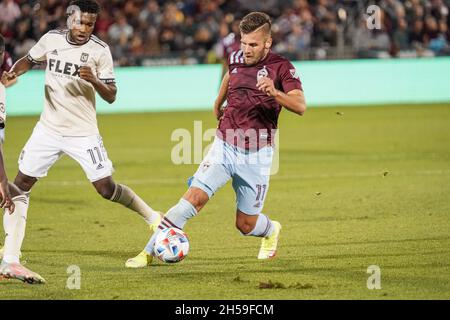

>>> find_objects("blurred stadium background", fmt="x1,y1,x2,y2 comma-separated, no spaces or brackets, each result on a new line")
2,0,450,115
2,0,450,66
1,0,450,299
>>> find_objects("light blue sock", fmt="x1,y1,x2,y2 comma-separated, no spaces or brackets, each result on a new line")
245,213,274,238
144,198,197,254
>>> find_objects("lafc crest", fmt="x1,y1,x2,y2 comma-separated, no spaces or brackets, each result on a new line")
81,53,89,63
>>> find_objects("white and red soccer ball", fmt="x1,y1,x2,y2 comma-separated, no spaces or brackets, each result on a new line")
153,227,189,263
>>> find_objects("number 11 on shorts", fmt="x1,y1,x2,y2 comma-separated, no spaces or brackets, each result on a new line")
87,147,104,164
256,184,267,201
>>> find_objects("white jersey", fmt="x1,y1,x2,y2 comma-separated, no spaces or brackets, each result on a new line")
28,29,116,136
0,83,5,143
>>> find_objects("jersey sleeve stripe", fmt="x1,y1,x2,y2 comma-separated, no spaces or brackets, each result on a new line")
90,36,107,48
230,50,243,65
48,29,67,36
230,51,236,64
99,78,116,84
236,50,243,64
90,35,107,45
26,54,40,64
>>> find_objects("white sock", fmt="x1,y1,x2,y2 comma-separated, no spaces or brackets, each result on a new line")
162,198,197,230
2,195,29,264
144,198,197,254
244,213,274,238
110,184,160,225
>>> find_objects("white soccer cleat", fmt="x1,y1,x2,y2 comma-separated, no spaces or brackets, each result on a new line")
0,262,46,284
257,221,282,260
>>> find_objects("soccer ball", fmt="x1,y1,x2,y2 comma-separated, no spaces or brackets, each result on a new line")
153,227,189,263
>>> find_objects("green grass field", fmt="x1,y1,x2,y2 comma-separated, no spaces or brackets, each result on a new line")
0,104,449,300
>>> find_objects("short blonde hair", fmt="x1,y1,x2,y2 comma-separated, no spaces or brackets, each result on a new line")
239,12,272,35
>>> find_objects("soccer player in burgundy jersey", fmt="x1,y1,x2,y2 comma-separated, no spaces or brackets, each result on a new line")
219,20,241,78
0,50,16,87
127,12,306,267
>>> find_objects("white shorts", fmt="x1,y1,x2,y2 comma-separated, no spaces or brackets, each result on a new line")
19,122,114,182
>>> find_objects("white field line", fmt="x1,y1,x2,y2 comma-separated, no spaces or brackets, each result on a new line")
41,169,450,187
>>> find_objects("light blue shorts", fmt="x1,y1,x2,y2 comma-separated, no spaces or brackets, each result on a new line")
190,137,274,215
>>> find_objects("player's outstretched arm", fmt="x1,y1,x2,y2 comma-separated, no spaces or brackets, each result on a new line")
1,56,34,85
79,66,117,104
214,72,230,120
275,89,306,116
257,77,306,116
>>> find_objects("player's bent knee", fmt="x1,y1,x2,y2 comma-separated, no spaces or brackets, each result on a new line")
235,221,253,235
14,172,37,192
235,211,258,235
235,216,255,235
92,177,116,199
184,187,209,211
94,183,115,199
97,186,115,199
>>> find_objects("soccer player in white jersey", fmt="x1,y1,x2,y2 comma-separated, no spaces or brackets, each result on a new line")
0,0,161,283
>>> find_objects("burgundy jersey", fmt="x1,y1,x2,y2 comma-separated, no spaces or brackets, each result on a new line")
221,33,241,60
218,50,303,150
0,51,13,77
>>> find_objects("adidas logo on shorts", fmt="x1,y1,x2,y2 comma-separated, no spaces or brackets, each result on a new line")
96,163,104,170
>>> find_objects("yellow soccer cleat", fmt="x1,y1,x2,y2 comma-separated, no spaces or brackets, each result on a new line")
125,212,162,268
125,250,153,268
257,221,282,260
149,212,163,233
